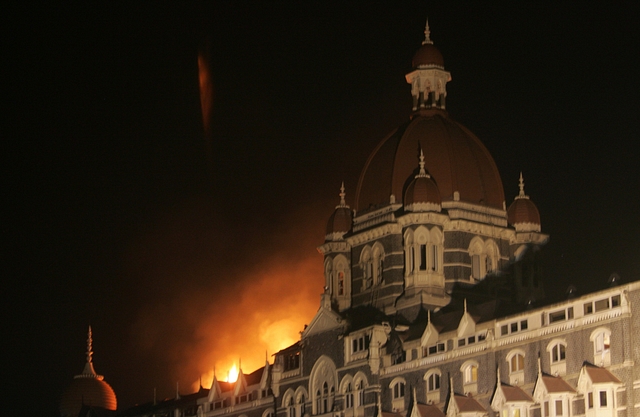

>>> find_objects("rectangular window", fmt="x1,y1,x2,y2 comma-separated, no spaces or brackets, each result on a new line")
600,391,607,407
549,310,566,323
514,409,521,417
511,322,518,332
458,338,466,347
584,302,593,315
478,333,486,342
588,392,593,409
431,244,437,271
568,307,574,319
543,402,549,417
468,336,475,344
420,244,427,270
595,298,610,312
520,320,528,330
556,400,563,416
612,295,621,307
501,325,509,336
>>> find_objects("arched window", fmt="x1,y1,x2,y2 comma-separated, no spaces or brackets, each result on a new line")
344,382,353,409
547,339,567,376
468,238,500,280
360,247,373,289
507,349,525,385
461,360,479,395
389,377,406,412
424,369,441,404
404,230,415,275
590,328,611,366
372,244,385,285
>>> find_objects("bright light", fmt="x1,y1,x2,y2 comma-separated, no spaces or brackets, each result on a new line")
226,364,238,383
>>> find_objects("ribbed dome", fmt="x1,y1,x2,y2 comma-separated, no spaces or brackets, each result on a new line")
355,109,505,212
60,327,117,417
508,198,540,227
60,376,117,416
507,173,541,232
325,183,352,241
412,43,444,68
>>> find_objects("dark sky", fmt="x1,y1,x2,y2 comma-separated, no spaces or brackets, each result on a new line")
4,2,640,416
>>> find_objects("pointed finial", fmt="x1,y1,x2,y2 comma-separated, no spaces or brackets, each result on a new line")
423,19,433,45
427,308,431,324
415,147,431,178
497,365,501,385
340,182,346,206
463,298,468,313
86,325,93,364
176,381,180,399
515,172,529,200
239,358,242,372
449,373,455,396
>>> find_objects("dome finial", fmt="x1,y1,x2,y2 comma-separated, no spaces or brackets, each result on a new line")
423,19,433,45
415,147,431,178
86,325,93,364
339,181,347,207
516,172,529,200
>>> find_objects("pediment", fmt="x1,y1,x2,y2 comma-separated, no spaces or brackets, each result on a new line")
303,305,343,337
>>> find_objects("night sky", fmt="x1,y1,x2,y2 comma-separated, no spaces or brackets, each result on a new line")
5,3,640,416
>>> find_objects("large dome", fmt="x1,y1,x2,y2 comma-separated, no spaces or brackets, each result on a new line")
355,108,505,212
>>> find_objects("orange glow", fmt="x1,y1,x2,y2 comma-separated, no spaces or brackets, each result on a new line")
226,364,238,383
126,201,327,398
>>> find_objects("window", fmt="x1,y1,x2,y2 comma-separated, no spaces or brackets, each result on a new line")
344,383,353,409
551,344,566,363
430,244,438,271
472,254,481,279
543,402,549,417
356,381,364,407
352,335,368,353
591,328,612,366
390,378,406,411
587,392,593,409
548,340,567,376
461,360,479,394
337,272,345,295
599,391,607,407
424,342,445,356
393,382,405,399
288,397,296,417
507,350,525,385
424,370,441,404
555,400,563,416
420,244,427,270
510,354,525,372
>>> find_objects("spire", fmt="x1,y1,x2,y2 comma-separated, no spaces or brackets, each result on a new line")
337,181,349,208
415,148,431,178
515,172,530,200
176,381,180,399
422,19,433,45
463,298,468,313
79,326,100,378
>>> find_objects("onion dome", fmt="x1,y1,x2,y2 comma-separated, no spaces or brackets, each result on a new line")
412,20,444,68
404,149,441,212
60,327,117,416
325,182,352,241
507,173,541,232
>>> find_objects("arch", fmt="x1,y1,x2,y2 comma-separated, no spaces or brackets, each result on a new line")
506,349,526,373
372,242,385,285
590,327,611,366
262,408,275,417
309,356,337,415
404,229,415,275
360,246,373,289
547,338,567,376
353,371,368,407
324,259,333,291
390,377,407,411
460,360,479,384
424,369,441,404
333,254,350,298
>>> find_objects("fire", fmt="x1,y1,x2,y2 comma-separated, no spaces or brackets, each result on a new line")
226,364,238,383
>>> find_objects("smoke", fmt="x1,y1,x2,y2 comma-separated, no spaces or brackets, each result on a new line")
124,197,327,399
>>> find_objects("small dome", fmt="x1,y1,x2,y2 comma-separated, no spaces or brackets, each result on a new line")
60,377,117,416
404,150,441,212
326,183,352,241
412,43,444,68
60,327,117,416
412,20,444,68
507,173,541,232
